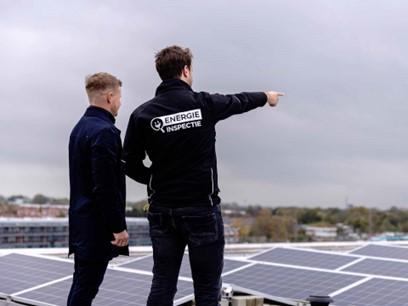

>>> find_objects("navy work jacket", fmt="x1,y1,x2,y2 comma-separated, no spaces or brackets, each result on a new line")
69,106,128,260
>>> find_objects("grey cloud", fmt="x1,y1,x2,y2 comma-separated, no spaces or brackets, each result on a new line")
1,0,408,207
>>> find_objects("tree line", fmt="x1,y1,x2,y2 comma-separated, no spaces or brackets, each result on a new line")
226,204,408,242
3,194,408,242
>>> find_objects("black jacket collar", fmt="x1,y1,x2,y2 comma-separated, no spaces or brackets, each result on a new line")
85,106,116,124
155,78,192,96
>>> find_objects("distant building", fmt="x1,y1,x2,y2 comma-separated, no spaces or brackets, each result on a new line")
7,195,31,205
370,232,408,241
303,225,337,241
0,218,150,249
0,217,239,248
302,224,358,242
14,203,69,218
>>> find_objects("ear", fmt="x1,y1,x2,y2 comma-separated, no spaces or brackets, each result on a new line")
106,91,113,104
182,65,190,77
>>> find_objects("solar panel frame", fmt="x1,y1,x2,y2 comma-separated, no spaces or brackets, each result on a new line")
246,246,278,259
342,257,408,279
228,283,298,306
248,247,360,270
350,244,408,260
13,269,194,306
347,244,371,254
11,295,55,306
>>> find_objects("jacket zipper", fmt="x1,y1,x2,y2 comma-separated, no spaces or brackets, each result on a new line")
148,174,155,203
208,167,214,206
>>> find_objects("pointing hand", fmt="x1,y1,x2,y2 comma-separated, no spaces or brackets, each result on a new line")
265,91,285,107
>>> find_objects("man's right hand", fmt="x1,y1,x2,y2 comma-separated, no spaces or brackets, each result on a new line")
265,91,285,107
111,230,129,247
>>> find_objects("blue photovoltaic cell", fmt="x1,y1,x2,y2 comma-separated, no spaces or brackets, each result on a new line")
0,253,73,295
351,244,408,260
344,257,408,278
121,254,248,278
250,247,358,270
14,269,193,306
333,278,408,306
223,263,363,301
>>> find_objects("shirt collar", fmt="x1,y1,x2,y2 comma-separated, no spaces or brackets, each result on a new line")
155,78,193,96
84,106,116,124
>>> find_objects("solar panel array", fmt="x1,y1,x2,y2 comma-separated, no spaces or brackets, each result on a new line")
233,244,408,306
0,253,193,306
118,244,408,305
4,244,408,306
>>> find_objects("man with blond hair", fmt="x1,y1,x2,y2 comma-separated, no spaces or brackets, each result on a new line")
67,72,129,306
124,45,283,306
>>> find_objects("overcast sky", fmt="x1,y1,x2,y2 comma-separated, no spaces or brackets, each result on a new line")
1,0,408,207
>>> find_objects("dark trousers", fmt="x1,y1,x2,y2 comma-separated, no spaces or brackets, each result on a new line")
146,204,225,306
67,255,109,306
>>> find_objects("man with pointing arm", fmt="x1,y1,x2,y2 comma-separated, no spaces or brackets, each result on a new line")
123,46,283,306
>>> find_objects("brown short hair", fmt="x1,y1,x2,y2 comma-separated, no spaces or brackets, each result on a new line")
85,72,122,96
155,45,193,80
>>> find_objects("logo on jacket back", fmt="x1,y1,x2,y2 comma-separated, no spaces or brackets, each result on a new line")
150,109,202,133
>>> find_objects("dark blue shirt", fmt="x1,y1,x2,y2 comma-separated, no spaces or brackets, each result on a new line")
69,106,128,260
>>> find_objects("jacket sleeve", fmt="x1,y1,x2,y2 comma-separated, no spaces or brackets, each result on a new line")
91,128,126,233
123,113,151,185
207,92,267,123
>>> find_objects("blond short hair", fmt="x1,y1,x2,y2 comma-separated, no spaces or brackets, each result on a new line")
85,72,122,97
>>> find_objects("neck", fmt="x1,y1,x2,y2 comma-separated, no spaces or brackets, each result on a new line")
179,76,191,86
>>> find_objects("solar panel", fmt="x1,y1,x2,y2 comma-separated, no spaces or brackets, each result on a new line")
351,244,408,260
13,269,194,306
332,278,408,306
250,247,359,270
343,258,408,279
0,253,73,295
222,258,251,274
120,255,154,271
223,263,364,301
121,254,249,278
